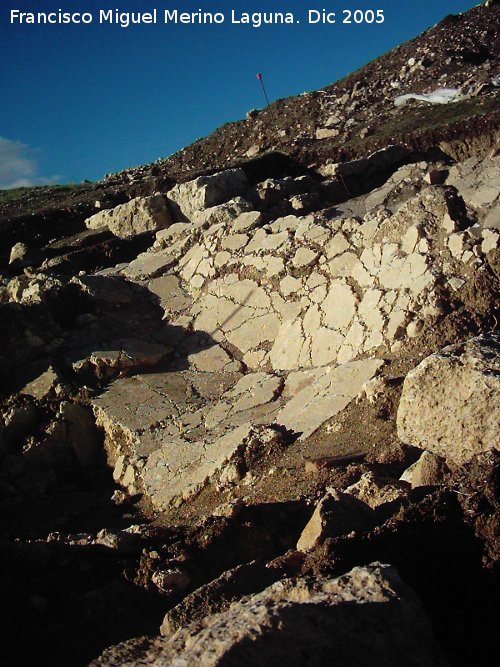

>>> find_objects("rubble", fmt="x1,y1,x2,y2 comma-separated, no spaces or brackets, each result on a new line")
344,472,410,508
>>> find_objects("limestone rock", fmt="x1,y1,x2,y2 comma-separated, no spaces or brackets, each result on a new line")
160,561,278,637
327,145,410,180
445,156,500,226
185,340,241,373
358,375,393,406
481,228,499,254
92,563,447,667
146,274,192,315
182,177,487,374
289,192,321,213
121,251,175,280
9,242,29,266
167,169,248,221
231,210,263,234
192,197,253,228
91,372,192,461
324,113,341,127
245,144,260,157
142,423,283,509
425,169,448,185
344,472,410,508
3,403,40,447
74,339,170,378
292,246,319,268
316,127,340,140
94,528,141,553
297,489,375,551
20,366,60,400
85,195,173,238
7,274,62,305
152,568,191,593
154,222,192,248
277,359,384,439
71,274,137,306
400,451,450,487
397,333,500,465
93,367,283,508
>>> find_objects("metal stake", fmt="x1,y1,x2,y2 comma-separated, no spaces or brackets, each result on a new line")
256,72,270,107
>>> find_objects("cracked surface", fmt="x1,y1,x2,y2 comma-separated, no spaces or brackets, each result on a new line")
82,153,499,510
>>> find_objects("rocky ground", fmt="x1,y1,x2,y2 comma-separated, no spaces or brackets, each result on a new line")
0,3,499,666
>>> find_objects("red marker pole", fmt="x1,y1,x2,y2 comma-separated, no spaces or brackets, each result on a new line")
256,72,271,107
256,72,284,151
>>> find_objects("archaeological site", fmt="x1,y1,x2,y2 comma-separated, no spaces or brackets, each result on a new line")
0,2,499,665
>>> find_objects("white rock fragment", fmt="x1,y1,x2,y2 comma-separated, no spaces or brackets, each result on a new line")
85,195,172,239
292,247,319,268
167,169,248,220
321,281,357,330
481,229,499,254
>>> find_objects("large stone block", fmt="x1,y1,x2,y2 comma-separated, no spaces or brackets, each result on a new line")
397,333,500,465
91,563,447,667
167,169,248,221
85,195,173,238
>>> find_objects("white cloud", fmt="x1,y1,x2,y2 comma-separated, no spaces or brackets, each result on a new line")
0,136,59,189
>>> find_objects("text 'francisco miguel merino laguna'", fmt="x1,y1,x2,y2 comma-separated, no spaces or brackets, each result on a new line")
10,8,385,29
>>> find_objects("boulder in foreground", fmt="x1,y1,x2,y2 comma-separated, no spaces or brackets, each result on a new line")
90,563,448,667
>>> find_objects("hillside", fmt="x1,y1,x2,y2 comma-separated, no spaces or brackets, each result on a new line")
116,1,500,177
0,2,499,666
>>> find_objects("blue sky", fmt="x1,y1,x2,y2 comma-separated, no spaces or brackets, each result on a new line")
0,0,478,187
